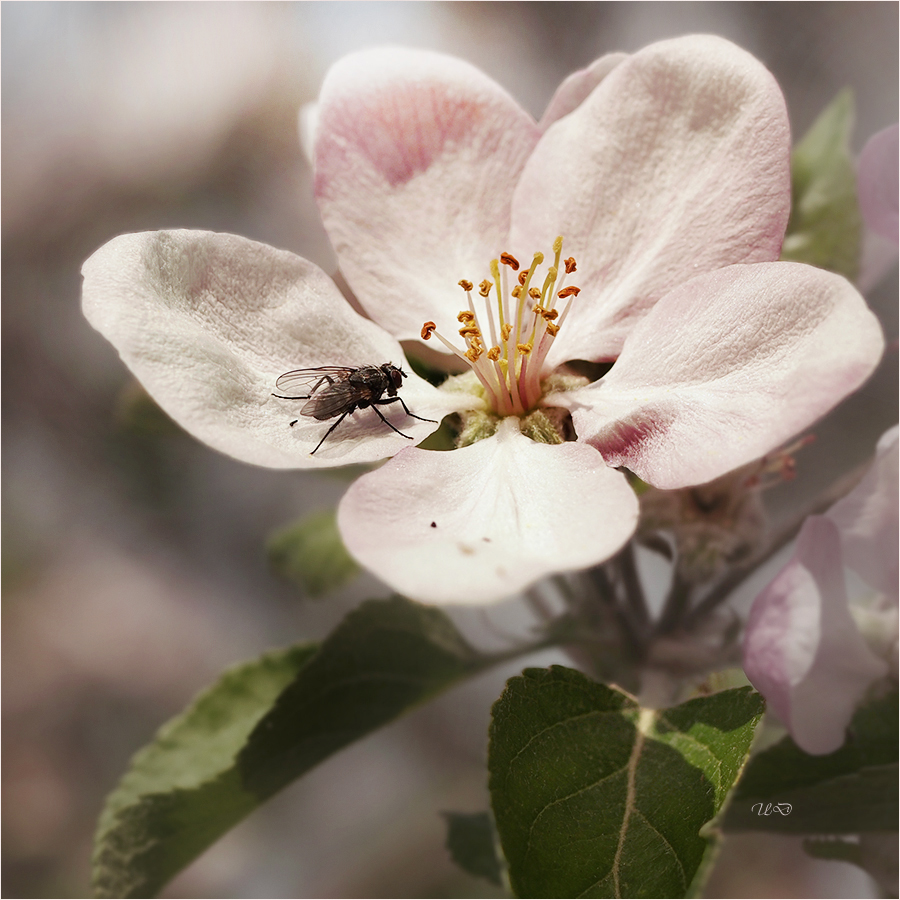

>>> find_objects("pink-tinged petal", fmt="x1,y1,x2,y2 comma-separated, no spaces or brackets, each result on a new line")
538,53,628,129
828,425,899,599
511,34,791,364
743,516,887,754
315,47,541,343
337,417,639,604
858,124,899,245
560,262,884,489
857,227,899,294
82,231,465,468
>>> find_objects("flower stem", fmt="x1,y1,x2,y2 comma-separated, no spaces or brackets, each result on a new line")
684,458,874,628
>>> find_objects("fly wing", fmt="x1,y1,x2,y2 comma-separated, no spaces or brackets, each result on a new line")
274,366,355,398
301,379,359,420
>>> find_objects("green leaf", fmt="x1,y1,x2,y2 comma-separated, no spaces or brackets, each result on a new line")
724,690,898,834
94,596,505,897
92,644,318,898
488,667,764,898
781,89,861,280
443,811,504,887
267,508,359,596
238,595,497,798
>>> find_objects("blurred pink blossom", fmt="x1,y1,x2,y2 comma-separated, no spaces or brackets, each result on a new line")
744,427,898,754
858,124,899,245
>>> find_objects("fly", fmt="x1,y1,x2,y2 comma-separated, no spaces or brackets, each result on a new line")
272,363,436,455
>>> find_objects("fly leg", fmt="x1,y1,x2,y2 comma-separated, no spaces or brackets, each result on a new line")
375,396,438,424
310,410,351,455
370,401,416,440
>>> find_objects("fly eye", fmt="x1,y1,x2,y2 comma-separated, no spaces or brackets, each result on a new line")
391,369,404,388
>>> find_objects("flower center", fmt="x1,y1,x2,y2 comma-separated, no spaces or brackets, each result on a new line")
421,236,580,417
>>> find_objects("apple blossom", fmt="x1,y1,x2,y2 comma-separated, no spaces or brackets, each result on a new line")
743,427,898,754
83,36,884,605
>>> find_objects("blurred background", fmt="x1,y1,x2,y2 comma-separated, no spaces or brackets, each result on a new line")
3,3,897,897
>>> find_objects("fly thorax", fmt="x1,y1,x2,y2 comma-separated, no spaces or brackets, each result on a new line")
421,236,585,446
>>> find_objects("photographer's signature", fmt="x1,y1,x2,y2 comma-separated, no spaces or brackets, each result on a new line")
751,802,792,816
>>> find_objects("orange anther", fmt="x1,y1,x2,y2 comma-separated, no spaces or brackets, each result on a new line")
421,321,436,339
558,286,581,298
500,252,520,271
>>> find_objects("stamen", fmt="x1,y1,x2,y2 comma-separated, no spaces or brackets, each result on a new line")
422,236,581,418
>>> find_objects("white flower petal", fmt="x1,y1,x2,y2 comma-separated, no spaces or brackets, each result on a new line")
82,230,463,468
560,263,884,489
743,516,887,755
337,417,639,604
828,425,899,599
315,47,541,343
538,53,628,129
511,34,791,364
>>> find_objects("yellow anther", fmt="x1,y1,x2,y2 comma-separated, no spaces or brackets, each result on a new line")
458,279,474,291
500,252,520,271
457,310,475,323
421,321,436,340
558,285,581,298
528,287,541,300
541,308,559,321
517,343,532,355
459,325,480,337
511,285,523,298
478,279,492,297
501,323,513,341
487,346,501,361
546,322,560,336
465,346,482,362
564,257,577,274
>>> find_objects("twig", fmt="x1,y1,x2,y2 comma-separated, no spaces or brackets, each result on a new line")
684,458,874,628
